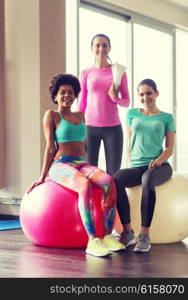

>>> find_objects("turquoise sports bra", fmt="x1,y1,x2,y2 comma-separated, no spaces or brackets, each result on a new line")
54,112,86,143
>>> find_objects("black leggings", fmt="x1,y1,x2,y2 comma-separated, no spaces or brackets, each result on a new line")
114,163,173,227
85,125,123,176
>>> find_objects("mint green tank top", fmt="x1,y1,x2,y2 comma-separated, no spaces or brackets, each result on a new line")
54,112,86,143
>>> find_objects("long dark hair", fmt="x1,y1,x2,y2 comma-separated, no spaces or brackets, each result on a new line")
137,79,158,92
91,33,111,47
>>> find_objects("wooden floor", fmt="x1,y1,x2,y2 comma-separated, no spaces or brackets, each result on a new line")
1,229,188,278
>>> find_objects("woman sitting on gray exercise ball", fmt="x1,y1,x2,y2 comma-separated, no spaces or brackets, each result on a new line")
114,78,176,252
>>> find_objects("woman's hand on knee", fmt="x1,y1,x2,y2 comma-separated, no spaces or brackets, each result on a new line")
149,159,162,168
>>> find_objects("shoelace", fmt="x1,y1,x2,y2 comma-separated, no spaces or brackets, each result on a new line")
139,233,148,243
108,234,118,242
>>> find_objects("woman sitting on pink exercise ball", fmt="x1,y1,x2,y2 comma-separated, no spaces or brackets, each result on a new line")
27,73,125,257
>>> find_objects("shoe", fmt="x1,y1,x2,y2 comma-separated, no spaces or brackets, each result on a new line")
133,233,151,252
120,230,136,247
86,238,112,257
112,228,121,239
102,234,126,251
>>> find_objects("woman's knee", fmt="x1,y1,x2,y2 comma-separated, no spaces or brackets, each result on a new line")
142,164,173,188
113,169,126,185
141,168,153,186
104,173,114,185
114,168,134,188
98,173,115,194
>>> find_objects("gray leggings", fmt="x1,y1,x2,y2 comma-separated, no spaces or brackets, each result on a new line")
85,125,123,176
114,163,173,227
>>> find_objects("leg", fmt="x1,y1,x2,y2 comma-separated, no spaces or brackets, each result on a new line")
134,163,173,253
49,162,95,236
103,125,123,176
80,164,117,234
114,167,148,247
141,163,173,228
80,164,126,251
85,125,101,166
114,167,145,226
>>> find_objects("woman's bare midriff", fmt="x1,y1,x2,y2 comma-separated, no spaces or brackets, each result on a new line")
54,141,86,160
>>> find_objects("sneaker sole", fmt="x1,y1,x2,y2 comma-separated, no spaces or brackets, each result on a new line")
85,250,112,257
107,246,126,252
120,238,137,247
133,245,151,252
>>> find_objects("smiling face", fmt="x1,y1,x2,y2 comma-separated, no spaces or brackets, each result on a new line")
55,85,75,108
138,84,159,109
91,36,111,59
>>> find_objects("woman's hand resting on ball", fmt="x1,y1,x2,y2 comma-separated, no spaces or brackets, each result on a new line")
26,179,45,194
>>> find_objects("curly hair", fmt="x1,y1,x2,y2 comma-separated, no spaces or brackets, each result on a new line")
49,73,81,104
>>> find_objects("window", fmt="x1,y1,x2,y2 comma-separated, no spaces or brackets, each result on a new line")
133,23,173,113
132,22,175,167
176,30,188,173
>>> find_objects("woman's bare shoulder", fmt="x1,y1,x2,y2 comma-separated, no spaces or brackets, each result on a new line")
43,110,60,125
44,109,58,118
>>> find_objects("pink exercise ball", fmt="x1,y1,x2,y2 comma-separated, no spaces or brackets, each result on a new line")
20,179,103,248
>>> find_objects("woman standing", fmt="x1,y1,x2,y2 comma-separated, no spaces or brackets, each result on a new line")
78,33,130,176
27,73,125,257
114,79,176,252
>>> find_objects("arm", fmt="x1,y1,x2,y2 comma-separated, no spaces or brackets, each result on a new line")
108,72,130,107
77,70,88,113
125,126,132,167
78,111,85,123
39,110,57,181
75,111,85,123
27,110,56,193
149,131,175,168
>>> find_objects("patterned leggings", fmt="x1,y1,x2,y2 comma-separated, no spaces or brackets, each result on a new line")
49,157,117,236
